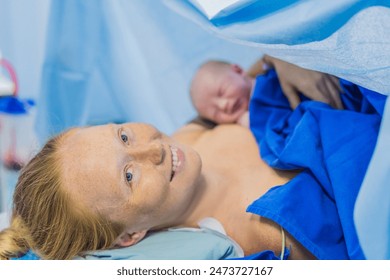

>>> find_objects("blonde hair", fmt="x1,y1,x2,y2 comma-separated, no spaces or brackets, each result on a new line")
0,131,125,260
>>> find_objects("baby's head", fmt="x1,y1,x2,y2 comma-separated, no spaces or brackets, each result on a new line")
190,60,253,124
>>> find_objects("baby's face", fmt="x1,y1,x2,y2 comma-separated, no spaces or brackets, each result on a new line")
192,65,252,124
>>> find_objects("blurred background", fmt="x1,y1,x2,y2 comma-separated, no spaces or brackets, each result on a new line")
1,0,389,259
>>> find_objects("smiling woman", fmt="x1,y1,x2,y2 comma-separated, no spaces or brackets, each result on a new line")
0,118,313,260
59,123,202,247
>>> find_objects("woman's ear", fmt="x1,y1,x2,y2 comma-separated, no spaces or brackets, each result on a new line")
115,230,147,247
231,64,243,74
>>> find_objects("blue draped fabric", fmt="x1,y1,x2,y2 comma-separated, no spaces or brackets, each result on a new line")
166,0,390,95
248,70,386,259
236,249,290,260
167,0,387,45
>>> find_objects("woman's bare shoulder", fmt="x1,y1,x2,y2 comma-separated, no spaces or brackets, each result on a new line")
211,124,256,144
172,117,217,145
173,121,253,146
172,123,209,145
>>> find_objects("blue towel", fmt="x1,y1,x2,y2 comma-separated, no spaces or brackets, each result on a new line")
247,70,386,259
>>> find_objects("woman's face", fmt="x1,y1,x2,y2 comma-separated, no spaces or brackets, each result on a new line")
59,123,202,232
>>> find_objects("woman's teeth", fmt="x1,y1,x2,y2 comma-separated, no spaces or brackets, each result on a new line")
170,146,181,181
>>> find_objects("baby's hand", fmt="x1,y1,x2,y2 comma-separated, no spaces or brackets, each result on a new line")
237,111,250,127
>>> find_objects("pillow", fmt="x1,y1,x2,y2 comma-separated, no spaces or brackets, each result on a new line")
77,228,243,260
16,226,243,260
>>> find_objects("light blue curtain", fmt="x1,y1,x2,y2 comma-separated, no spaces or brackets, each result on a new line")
165,0,390,260
0,0,50,213
0,0,50,100
167,0,390,95
354,101,390,260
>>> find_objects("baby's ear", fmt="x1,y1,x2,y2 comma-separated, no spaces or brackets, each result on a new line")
115,230,147,247
231,64,243,74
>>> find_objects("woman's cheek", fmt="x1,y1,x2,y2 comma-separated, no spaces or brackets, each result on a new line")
137,177,170,210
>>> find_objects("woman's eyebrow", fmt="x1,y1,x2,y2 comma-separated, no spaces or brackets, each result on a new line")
110,123,124,146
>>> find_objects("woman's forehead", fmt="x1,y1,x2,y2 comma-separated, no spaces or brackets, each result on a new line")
59,125,116,181
65,124,111,144
59,125,124,209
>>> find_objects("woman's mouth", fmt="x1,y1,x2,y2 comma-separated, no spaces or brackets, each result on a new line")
169,145,185,181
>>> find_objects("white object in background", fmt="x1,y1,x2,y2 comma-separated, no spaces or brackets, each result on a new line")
189,0,255,19
0,74,15,96
0,104,38,213
0,52,17,96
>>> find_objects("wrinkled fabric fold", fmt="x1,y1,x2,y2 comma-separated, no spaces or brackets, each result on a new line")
165,1,390,95
247,70,386,259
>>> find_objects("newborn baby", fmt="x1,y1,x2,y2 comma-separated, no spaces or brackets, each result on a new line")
190,60,255,127
190,57,343,127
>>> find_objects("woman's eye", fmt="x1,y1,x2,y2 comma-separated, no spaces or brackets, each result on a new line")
125,171,133,183
120,131,129,143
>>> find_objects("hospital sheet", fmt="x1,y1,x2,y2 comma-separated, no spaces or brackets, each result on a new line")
165,0,390,95
354,99,390,259
248,70,386,259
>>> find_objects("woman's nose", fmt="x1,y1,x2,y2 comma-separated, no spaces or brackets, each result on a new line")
130,141,165,165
